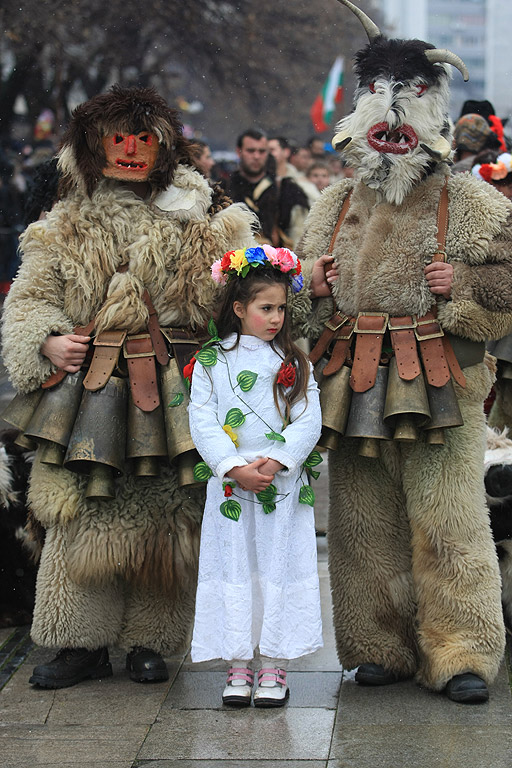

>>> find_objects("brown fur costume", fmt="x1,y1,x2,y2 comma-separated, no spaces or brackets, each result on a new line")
1,86,256,654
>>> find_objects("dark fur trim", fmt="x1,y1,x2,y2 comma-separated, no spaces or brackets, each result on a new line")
59,84,195,197
354,37,448,87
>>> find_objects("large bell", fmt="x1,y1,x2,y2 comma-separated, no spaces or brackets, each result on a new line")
502,363,512,381
383,358,431,441
24,371,85,465
161,357,203,487
1,389,45,450
345,365,393,457
317,365,352,451
64,376,128,499
424,377,464,445
126,397,168,477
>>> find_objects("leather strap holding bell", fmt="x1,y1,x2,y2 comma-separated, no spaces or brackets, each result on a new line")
83,330,127,391
124,334,160,412
388,316,422,381
142,289,169,366
415,309,451,388
350,313,388,392
310,313,350,366
322,318,356,376
161,328,209,376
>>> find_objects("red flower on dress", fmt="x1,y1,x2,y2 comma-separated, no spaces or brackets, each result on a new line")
224,484,234,497
277,362,296,387
183,352,198,383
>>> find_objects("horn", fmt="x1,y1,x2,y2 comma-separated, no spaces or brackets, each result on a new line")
64,376,128,499
126,397,168,477
332,133,352,152
1,389,44,450
420,136,452,162
160,358,203,488
424,49,469,81
317,365,352,451
345,365,393,457
335,0,381,42
383,358,431,442
24,371,85,465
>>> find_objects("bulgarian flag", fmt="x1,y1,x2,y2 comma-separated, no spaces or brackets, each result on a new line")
310,56,344,133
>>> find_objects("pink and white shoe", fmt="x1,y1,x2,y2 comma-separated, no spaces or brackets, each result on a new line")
253,668,289,708
222,667,254,707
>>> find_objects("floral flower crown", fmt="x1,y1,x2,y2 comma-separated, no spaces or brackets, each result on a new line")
211,244,304,294
472,152,512,183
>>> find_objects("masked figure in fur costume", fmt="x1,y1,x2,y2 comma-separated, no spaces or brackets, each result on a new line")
291,0,512,703
1,85,256,688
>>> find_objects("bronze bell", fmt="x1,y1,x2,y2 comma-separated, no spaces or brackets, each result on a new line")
161,358,203,488
345,365,393,458
424,377,464,439
24,371,85,465
1,389,44,450
317,365,352,451
64,376,128,499
383,357,431,441
501,363,512,381
126,397,168,477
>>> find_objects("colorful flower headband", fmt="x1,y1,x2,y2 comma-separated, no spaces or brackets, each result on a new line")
211,245,304,293
472,152,512,183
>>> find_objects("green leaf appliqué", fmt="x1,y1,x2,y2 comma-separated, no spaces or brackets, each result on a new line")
224,408,246,428
237,370,258,392
304,450,323,468
256,484,277,503
207,318,218,339
308,469,321,480
298,485,315,506
168,393,184,408
262,503,276,515
265,431,286,443
220,499,242,521
193,461,214,482
196,347,218,366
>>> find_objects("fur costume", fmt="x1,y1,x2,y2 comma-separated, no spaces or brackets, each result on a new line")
1,86,256,654
291,1,512,691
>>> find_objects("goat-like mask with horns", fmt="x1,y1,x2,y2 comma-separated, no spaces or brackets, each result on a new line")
332,0,469,204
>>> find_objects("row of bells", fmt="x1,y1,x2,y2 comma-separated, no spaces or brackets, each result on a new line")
317,357,464,458
2,358,200,500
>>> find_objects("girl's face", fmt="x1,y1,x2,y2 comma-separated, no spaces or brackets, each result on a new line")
233,283,287,341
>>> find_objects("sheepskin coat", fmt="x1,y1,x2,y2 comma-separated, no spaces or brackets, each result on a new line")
292,167,512,689
1,165,256,653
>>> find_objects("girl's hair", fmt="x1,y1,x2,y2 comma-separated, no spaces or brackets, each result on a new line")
216,267,310,423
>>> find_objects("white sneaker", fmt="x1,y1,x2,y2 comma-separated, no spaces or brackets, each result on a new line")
222,667,254,707
253,667,289,708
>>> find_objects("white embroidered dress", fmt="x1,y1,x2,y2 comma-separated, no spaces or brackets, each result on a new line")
189,334,323,662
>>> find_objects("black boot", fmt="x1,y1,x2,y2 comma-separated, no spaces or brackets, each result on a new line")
126,646,169,683
355,663,400,686
445,673,489,703
29,647,112,689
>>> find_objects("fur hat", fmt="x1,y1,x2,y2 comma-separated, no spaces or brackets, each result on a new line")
453,114,493,153
58,85,194,196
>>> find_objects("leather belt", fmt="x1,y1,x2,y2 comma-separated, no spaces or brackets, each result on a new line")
388,316,421,381
83,330,127,391
124,333,160,412
350,312,388,392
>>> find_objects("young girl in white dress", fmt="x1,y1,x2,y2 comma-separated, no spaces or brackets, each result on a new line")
188,244,323,708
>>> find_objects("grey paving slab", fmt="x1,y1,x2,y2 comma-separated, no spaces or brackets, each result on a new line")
8,764,132,768
0,723,149,765
337,665,511,726
0,647,56,724
139,708,336,761
135,762,327,768
329,725,512,768
164,669,341,709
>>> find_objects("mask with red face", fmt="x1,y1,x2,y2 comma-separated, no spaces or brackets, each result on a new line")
101,131,159,181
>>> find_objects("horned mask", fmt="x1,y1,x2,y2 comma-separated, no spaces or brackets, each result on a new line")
332,0,469,205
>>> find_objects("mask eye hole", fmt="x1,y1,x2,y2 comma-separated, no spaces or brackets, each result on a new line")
415,84,428,96
113,134,124,144
369,82,376,93
138,134,151,144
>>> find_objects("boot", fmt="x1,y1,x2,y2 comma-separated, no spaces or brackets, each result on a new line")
355,663,401,686
125,646,169,683
445,673,489,704
29,647,112,689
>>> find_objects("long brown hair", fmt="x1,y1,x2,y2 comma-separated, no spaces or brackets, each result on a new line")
216,268,310,424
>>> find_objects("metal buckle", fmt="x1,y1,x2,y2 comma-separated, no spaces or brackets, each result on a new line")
93,330,127,347
123,333,155,359
388,317,417,332
414,316,445,341
325,314,348,332
354,312,389,334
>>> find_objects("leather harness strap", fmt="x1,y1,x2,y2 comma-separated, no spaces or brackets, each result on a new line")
124,334,160,412
82,330,127,391
388,316,422,381
350,312,388,392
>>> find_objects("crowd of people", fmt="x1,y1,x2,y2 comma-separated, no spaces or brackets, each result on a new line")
1,0,512,717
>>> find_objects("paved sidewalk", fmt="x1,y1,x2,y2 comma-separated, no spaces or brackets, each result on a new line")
0,371,511,767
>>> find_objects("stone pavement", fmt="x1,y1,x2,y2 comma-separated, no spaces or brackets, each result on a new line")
0,371,511,767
